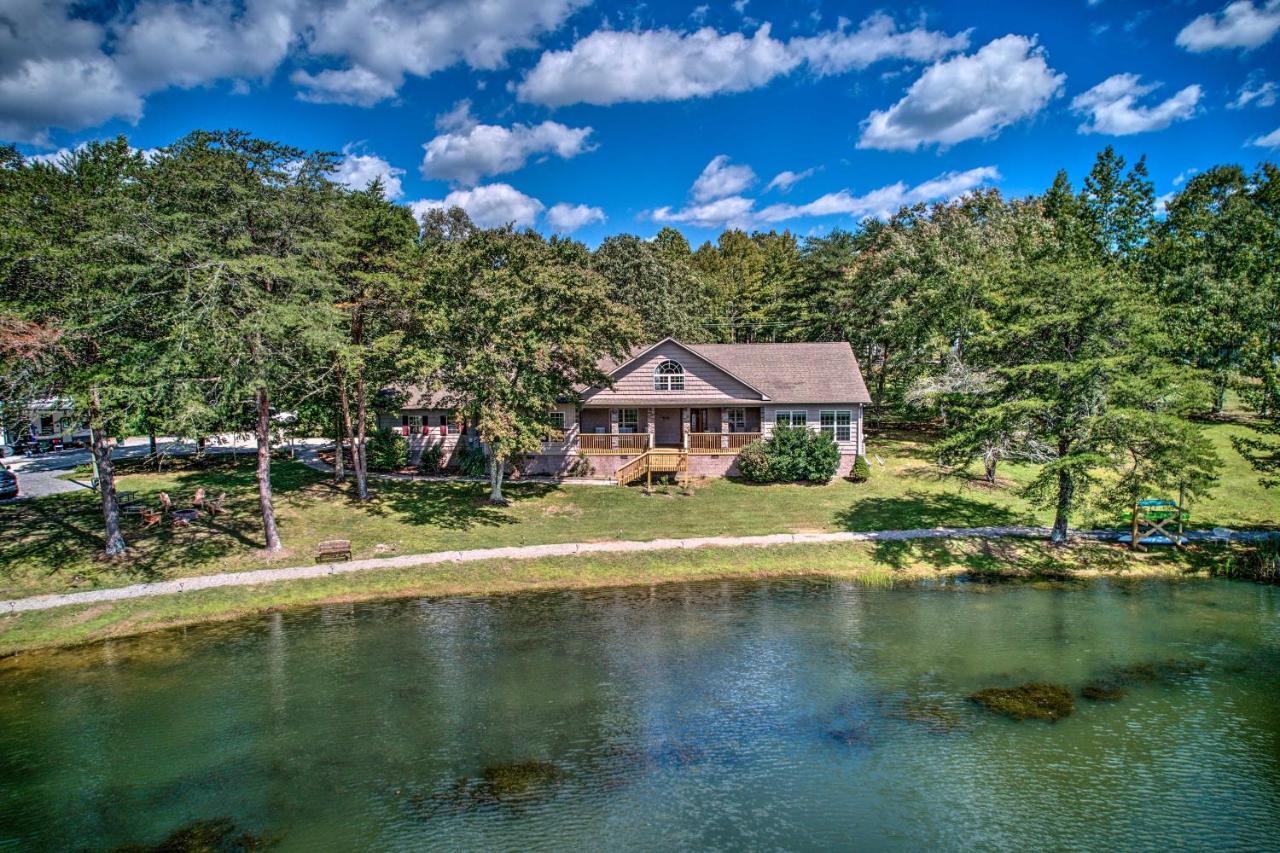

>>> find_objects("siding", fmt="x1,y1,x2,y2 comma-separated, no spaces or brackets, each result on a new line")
583,341,765,404
762,404,864,455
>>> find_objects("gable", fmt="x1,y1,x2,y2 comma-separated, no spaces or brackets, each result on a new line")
582,340,768,404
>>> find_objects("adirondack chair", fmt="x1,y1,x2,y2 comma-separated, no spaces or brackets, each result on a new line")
193,487,206,508
140,508,163,528
205,492,226,516
159,492,173,514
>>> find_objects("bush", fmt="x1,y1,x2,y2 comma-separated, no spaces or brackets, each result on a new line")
850,454,871,483
366,427,407,470
455,439,488,477
566,455,592,478
735,427,840,483
736,441,773,482
417,441,445,475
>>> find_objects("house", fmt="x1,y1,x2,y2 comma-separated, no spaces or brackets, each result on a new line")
380,338,870,483
0,399,90,453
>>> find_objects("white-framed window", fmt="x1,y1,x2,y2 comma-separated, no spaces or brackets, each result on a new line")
725,407,747,432
820,410,853,442
654,360,685,391
546,410,566,441
407,414,423,430
619,408,639,433
775,410,808,428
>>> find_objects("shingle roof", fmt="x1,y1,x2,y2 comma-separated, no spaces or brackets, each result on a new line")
598,339,871,404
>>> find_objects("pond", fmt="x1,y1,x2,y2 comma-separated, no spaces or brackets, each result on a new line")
2,578,1279,850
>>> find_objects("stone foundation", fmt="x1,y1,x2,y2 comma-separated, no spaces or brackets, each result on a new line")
521,450,859,482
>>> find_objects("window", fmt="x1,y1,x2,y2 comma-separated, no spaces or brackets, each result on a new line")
820,410,853,442
775,410,807,428
39,415,54,435
654,360,685,391
725,407,747,433
619,409,638,433
546,411,566,441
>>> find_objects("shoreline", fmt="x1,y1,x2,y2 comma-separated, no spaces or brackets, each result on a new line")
0,537,1221,661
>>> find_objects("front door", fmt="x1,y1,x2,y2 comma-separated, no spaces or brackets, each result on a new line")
690,408,710,433
654,409,682,446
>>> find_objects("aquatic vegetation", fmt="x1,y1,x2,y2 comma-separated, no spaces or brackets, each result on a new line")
410,760,568,819
1080,681,1129,702
969,683,1074,721
893,698,962,733
112,817,278,852
480,760,566,798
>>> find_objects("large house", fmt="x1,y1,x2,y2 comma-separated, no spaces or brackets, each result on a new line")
380,338,870,483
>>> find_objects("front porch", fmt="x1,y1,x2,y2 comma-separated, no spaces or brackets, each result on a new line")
577,406,761,457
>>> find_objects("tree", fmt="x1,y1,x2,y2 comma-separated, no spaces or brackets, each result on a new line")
425,218,637,502
592,234,708,341
150,131,343,551
0,139,165,558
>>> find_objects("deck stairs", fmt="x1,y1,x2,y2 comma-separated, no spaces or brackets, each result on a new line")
616,449,689,486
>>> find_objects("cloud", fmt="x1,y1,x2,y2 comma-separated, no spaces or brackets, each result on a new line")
1229,71,1278,108
765,168,816,193
515,14,969,107
408,183,544,228
1176,0,1280,51
691,155,757,202
294,0,588,105
652,165,1000,229
790,13,971,76
546,202,606,232
858,36,1065,151
0,0,588,142
1249,126,1280,147
420,104,594,185
1070,74,1201,135
334,146,405,199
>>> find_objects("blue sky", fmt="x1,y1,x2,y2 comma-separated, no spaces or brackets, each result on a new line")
4,0,1280,245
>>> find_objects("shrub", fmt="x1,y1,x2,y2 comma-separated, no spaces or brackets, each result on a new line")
366,427,407,471
455,439,488,477
417,441,445,475
767,425,840,483
566,455,592,478
850,454,871,483
736,441,773,482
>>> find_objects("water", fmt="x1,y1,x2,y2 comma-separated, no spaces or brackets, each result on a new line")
2,578,1278,851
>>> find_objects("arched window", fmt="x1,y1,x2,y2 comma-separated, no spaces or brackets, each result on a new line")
654,359,685,391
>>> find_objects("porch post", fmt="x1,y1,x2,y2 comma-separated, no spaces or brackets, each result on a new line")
646,407,655,450
719,407,728,450
681,408,690,449
610,407,619,451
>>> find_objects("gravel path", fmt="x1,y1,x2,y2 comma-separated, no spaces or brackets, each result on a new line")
5,525,1277,615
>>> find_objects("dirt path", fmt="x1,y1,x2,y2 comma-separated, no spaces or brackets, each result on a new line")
6,526,1276,615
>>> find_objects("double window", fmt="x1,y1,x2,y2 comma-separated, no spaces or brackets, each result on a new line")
618,408,639,433
725,407,747,433
774,410,808,428
654,360,685,391
820,410,853,442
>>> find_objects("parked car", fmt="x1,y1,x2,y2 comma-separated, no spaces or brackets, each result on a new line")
0,464,17,499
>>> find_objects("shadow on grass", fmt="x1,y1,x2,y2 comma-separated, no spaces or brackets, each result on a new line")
362,478,560,531
835,492,1027,532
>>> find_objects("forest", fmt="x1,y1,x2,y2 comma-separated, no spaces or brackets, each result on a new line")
1,131,1277,558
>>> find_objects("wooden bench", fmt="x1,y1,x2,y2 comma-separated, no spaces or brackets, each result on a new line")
316,539,352,562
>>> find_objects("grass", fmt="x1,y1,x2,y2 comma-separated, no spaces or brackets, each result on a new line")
0,537,1211,658
0,423,1275,604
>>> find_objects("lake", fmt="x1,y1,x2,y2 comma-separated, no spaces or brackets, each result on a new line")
2,577,1278,850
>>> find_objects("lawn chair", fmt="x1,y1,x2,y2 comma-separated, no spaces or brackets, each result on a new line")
140,508,163,528
193,487,206,508
205,492,226,516
159,492,173,514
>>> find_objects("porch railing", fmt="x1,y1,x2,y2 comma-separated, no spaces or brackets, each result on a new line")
579,433,651,455
687,432,762,454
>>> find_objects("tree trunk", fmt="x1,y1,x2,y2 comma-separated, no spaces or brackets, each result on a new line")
983,456,997,485
353,365,370,501
255,386,283,551
332,403,345,483
487,451,506,504
1050,453,1073,545
337,369,365,497
148,430,157,459
1212,372,1227,415
89,392,126,559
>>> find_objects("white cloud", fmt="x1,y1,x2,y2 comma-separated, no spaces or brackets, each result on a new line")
515,14,969,107
652,165,1000,229
691,155,757,202
421,105,594,185
790,13,971,76
765,168,815,193
1176,0,1280,51
0,0,588,142
858,36,1065,151
1249,126,1280,147
334,146,405,199
435,99,477,132
546,202,606,232
408,183,544,228
1173,168,1198,186
1070,74,1201,135
1229,71,1278,108
294,0,588,105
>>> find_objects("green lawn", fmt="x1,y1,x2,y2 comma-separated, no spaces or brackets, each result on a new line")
0,422,1275,601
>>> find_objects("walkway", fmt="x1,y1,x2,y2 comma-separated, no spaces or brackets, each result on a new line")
5,526,1276,615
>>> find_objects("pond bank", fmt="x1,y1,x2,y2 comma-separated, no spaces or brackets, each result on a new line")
0,536,1225,659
